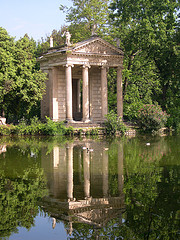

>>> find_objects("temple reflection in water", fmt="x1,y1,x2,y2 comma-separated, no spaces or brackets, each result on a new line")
41,139,125,233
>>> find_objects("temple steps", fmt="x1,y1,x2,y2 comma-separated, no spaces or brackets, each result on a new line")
65,121,104,128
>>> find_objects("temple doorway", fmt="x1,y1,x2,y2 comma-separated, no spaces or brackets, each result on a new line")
72,79,82,121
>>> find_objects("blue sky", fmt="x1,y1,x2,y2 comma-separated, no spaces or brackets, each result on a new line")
0,0,72,41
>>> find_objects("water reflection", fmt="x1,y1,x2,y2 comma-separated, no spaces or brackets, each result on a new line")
41,140,125,233
0,144,6,155
0,135,179,239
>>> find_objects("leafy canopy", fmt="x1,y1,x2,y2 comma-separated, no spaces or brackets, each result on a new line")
0,28,47,120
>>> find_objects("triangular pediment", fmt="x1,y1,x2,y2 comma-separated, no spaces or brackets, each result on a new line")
72,37,123,56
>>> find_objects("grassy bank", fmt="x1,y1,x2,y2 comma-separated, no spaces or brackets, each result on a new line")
0,117,102,137
0,115,129,137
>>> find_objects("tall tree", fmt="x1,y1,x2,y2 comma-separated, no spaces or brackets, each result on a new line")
0,28,47,121
110,0,180,123
36,25,68,57
60,0,111,42
0,28,16,116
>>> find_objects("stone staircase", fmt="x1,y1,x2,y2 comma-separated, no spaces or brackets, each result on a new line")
65,121,104,128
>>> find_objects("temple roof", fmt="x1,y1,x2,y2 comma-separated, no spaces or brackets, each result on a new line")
41,36,124,58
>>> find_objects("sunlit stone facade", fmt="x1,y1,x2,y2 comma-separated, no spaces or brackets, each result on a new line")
39,35,124,123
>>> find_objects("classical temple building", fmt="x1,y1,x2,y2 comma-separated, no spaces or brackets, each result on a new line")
39,32,124,123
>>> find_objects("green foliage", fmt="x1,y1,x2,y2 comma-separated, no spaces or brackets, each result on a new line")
89,128,99,135
60,0,111,42
0,28,47,120
36,26,68,57
104,111,128,135
42,117,66,136
0,125,16,136
0,28,16,115
65,126,74,136
0,167,47,238
137,104,169,132
0,117,75,136
110,0,180,128
167,105,180,132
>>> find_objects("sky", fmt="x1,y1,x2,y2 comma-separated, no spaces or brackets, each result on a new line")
0,0,72,41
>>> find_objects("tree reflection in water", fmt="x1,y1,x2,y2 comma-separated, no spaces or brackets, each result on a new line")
0,168,47,238
0,135,179,239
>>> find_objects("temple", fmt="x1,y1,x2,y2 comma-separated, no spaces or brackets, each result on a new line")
39,33,124,123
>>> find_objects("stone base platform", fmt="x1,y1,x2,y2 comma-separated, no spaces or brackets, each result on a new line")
65,121,136,136
65,121,104,129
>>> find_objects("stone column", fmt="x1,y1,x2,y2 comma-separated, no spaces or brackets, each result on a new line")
53,146,60,168
49,67,59,121
83,148,90,198
118,142,124,194
117,66,123,119
67,144,73,201
82,65,90,122
101,66,108,120
65,64,73,122
77,79,81,112
102,150,108,197
78,148,82,182
52,146,60,198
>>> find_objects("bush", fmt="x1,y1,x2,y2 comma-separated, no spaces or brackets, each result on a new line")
90,128,99,135
137,104,169,132
65,126,74,136
0,125,16,135
104,111,128,135
166,106,180,132
6,117,68,136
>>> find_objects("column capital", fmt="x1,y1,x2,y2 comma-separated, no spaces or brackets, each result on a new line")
48,67,53,71
101,65,109,71
82,63,91,69
117,65,124,70
64,64,74,68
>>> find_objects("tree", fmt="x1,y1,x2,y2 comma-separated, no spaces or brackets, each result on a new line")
110,0,180,124
0,28,47,121
60,0,111,42
0,168,47,238
36,25,68,57
0,27,16,117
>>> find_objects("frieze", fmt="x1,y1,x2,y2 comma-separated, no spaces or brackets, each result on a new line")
67,55,123,67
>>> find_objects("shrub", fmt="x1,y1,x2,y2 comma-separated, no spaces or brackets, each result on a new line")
166,106,180,132
104,111,128,135
43,117,66,136
90,128,99,135
65,126,74,136
0,125,16,135
137,104,169,132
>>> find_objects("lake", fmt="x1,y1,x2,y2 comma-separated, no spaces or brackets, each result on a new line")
0,135,179,240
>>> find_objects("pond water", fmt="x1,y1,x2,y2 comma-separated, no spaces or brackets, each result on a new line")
0,135,179,240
